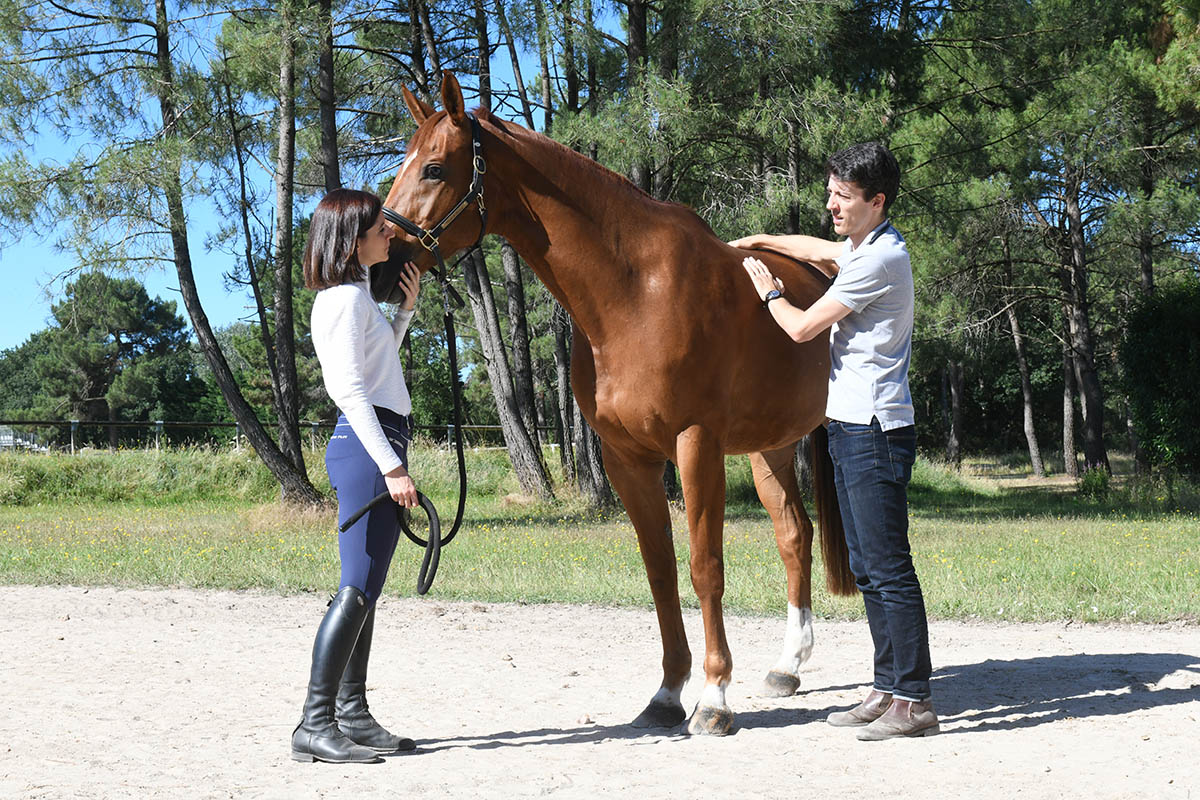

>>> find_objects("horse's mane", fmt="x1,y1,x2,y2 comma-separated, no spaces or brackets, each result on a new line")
474,107,663,207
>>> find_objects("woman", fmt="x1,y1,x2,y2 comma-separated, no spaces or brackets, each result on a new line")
291,188,423,764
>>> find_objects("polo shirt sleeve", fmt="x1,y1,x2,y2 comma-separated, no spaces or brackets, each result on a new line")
827,250,890,312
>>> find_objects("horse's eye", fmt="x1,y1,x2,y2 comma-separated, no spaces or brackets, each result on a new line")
423,164,444,180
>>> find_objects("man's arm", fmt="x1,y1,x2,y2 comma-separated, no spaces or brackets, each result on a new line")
743,256,853,342
729,233,843,277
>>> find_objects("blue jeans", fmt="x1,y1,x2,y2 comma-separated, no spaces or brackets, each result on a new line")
827,418,931,701
326,407,410,603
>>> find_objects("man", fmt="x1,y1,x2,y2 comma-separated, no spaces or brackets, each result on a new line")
731,141,937,740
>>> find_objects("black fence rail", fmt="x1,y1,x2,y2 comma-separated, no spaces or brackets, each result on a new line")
0,419,554,453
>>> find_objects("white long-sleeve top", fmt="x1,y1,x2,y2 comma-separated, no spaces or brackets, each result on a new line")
311,279,414,475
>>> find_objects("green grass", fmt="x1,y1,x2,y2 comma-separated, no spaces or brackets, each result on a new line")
1,447,1197,622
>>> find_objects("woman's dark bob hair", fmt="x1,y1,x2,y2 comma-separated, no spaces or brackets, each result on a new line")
302,189,383,291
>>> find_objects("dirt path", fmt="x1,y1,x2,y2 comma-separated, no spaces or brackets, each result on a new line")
2,585,1197,799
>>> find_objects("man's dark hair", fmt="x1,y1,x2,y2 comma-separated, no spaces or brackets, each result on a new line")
825,142,901,214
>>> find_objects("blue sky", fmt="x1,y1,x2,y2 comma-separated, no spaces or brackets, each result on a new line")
0,21,544,353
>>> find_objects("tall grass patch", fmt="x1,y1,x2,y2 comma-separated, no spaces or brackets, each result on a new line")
2,448,1197,622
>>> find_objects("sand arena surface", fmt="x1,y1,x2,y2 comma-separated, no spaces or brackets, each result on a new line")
2,585,1197,799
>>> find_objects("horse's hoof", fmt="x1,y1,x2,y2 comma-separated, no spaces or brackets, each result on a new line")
687,705,734,736
631,700,687,729
760,670,801,697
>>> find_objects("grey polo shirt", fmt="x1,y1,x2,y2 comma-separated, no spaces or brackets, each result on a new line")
824,220,915,430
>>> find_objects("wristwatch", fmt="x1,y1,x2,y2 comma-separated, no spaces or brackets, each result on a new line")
762,289,783,307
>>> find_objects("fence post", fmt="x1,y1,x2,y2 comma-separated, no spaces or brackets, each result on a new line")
70,420,78,454
155,420,163,452
310,421,318,451
235,422,241,452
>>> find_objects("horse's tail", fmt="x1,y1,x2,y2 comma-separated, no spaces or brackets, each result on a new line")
810,425,857,596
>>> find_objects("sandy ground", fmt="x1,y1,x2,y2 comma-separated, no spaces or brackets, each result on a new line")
1,585,1197,800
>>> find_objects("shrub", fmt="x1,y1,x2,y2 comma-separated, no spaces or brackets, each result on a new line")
1077,466,1110,500
1120,280,1200,474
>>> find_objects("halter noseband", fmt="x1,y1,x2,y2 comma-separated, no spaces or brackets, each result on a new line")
381,114,488,274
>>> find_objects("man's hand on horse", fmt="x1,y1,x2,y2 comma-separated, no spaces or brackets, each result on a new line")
742,256,785,302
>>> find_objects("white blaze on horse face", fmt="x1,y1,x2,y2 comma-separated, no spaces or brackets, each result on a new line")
772,604,814,677
398,145,422,181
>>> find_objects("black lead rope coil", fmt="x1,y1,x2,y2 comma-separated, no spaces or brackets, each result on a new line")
339,490,442,595
338,261,472,596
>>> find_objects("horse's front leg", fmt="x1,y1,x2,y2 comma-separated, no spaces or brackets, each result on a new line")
750,445,815,697
601,442,691,729
675,424,734,735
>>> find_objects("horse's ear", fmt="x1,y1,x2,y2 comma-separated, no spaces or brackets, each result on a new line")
402,85,434,124
441,71,468,127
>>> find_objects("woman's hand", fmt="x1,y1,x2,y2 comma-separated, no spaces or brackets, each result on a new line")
742,256,784,302
398,261,421,311
384,465,418,508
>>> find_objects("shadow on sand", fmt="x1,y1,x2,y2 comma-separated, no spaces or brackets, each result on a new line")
406,650,1200,751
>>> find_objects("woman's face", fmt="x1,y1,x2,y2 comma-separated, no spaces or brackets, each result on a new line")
356,210,395,267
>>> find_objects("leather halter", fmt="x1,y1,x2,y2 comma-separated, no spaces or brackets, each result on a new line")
380,114,488,273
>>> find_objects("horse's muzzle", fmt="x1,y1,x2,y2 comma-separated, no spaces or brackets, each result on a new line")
369,241,416,305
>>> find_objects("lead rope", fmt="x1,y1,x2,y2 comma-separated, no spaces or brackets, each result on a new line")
346,114,486,594
338,248,476,595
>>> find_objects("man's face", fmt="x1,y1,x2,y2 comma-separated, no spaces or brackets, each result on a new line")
826,175,886,242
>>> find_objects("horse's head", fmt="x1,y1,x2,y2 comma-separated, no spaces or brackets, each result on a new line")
381,71,486,275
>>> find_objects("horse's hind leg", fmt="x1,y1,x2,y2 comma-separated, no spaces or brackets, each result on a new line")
750,445,815,697
601,442,691,730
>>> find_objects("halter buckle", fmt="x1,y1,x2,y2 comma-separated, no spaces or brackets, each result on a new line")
418,231,440,252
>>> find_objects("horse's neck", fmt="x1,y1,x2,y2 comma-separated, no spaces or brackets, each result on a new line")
486,124,667,343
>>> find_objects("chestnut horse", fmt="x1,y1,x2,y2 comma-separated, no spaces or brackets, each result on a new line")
384,72,856,735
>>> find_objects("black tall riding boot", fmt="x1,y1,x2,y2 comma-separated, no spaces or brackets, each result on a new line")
336,605,416,753
291,586,381,763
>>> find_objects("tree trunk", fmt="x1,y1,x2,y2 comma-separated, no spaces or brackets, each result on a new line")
1138,124,1156,295
462,250,553,498
626,0,651,192
273,3,304,474
652,0,681,201
1063,170,1110,473
107,402,118,450
663,461,679,500
946,360,964,467
501,242,539,444
785,118,802,234
218,54,281,416
473,0,490,108
152,0,320,505
407,0,430,101
533,0,553,134
1061,335,1078,479
317,0,340,192
552,302,576,483
757,73,773,195
573,394,612,507
495,0,535,127
1006,304,1044,477
1003,241,1043,477
562,0,579,113
417,0,442,95
584,0,597,113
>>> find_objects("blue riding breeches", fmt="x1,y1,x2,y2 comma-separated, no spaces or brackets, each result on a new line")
325,406,410,604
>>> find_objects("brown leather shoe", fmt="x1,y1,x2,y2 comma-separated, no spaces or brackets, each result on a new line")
826,689,893,727
856,698,939,740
